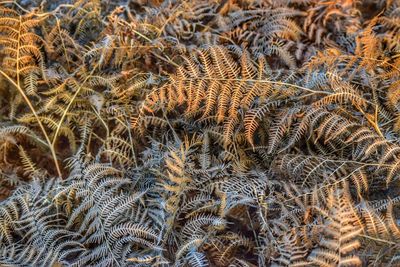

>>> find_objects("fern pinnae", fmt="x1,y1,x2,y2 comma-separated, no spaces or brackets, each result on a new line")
1,1,400,266
243,107,264,147
267,109,294,154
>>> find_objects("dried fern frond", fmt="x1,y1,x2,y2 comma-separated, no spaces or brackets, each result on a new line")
308,185,363,267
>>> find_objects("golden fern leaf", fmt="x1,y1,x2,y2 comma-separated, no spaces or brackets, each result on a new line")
18,146,39,177
44,19,83,71
243,103,272,147
0,11,44,80
267,108,297,154
308,186,363,267
136,46,302,146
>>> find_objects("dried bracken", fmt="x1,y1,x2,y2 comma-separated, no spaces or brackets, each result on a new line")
0,0,399,266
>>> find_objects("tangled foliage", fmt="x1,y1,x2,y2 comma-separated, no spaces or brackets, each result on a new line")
0,0,400,266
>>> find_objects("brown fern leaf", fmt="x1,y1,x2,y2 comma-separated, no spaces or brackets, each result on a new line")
308,185,363,267
136,46,289,146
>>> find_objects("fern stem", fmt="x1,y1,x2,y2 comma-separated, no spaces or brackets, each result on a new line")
180,78,331,94
51,73,95,148
0,70,62,178
283,161,391,204
359,234,397,245
125,118,138,168
337,55,400,74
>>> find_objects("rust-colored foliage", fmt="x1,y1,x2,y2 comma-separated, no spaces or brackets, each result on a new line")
0,0,400,266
